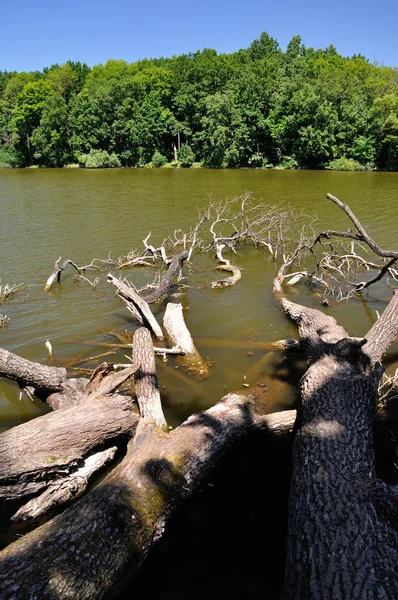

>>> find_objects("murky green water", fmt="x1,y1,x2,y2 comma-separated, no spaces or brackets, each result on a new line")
0,168,397,431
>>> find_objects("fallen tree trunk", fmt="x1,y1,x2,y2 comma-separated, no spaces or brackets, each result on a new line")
0,392,138,509
0,328,296,599
0,348,67,397
279,292,398,599
0,356,141,516
163,302,209,378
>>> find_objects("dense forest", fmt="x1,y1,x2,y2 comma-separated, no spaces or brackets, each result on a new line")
0,32,397,170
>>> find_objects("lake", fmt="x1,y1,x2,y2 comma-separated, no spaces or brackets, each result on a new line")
0,168,397,432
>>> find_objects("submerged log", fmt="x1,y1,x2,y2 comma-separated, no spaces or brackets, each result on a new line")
211,241,241,288
163,303,209,378
211,263,242,289
281,292,398,599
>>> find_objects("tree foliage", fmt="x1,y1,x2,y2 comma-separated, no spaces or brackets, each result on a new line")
1,34,397,169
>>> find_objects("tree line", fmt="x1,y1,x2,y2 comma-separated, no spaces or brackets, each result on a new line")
0,32,397,170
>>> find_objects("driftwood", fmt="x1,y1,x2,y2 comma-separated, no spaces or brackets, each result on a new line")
0,392,139,520
211,242,241,289
0,349,143,518
163,303,209,378
44,258,82,291
144,250,188,303
107,274,164,341
0,347,67,397
211,262,242,288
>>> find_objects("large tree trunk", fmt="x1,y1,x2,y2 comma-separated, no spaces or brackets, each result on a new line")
281,292,398,599
0,393,138,504
0,355,142,518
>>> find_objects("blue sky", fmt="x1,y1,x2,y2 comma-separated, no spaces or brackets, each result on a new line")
1,0,397,72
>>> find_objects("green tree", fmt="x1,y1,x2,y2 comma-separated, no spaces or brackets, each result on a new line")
11,80,54,165
372,94,398,169
31,94,70,166
177,143,195,167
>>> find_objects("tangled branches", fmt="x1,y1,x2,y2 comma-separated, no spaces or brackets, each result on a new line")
274,193,398,300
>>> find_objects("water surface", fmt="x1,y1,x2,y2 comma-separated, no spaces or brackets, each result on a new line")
0,168,397,430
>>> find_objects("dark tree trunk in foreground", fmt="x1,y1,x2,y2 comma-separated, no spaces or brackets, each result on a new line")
281,292,398,599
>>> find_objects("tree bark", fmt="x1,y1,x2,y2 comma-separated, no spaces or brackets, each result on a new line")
107,274,164,341
0,357,142,516
144,250,188,303
0,348,67,397
0,393,138,507
281,293,398,599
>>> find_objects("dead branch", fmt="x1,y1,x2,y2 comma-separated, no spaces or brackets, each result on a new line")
44,258,82,291
273,193,398,299
0,347,68,397
107,274,164,341
211,263,242,288
144,250,189,303
0,280,23,303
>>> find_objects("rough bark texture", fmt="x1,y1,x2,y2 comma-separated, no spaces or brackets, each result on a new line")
281,295,398,599
11,446,118,522
0,388,296,599
363,289,398,367
0,348,67,396
163,303,209,378
0,393,138,504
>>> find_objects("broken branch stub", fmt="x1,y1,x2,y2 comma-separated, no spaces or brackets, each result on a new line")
163,303,209,378
0,347,67,397
44,258,82,291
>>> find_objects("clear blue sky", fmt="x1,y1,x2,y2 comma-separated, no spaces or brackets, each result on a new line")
1,0,397,72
